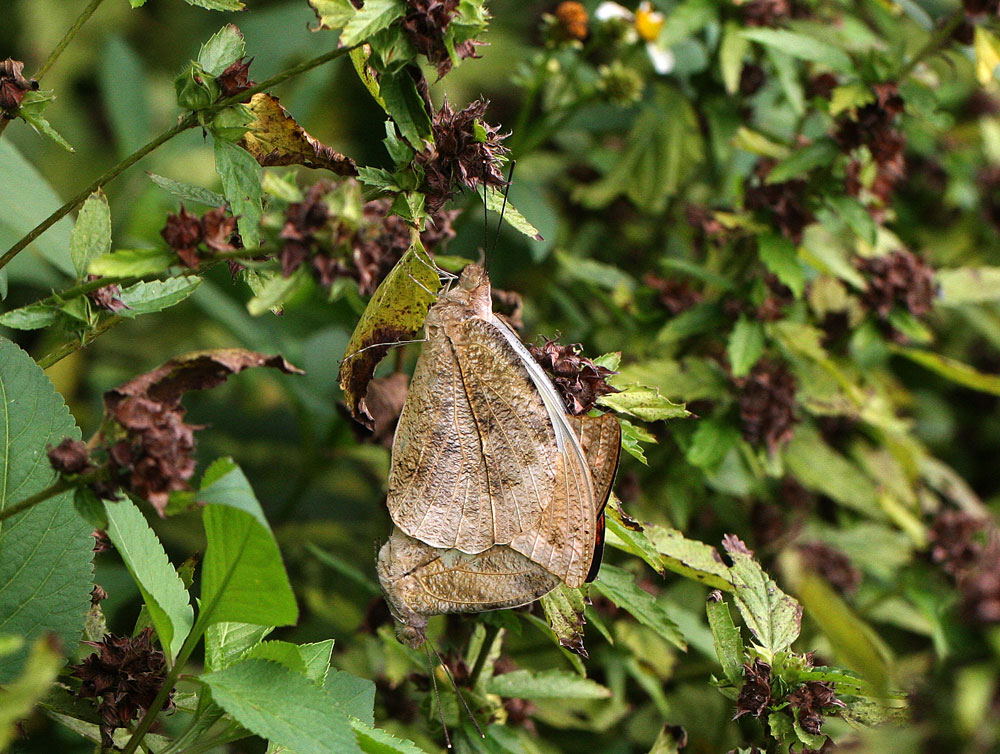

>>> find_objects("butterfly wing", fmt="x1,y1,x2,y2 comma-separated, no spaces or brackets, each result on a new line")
387,316,560,553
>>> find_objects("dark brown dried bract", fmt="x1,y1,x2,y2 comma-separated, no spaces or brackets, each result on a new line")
554,1,589,41
835,83,906,203
70,627,173,748
797,541,862,595
402,0,482,78
86,274,129,314
161,206,204,268
416,98,509,212
788,680,844,735
744,161,814,244
48,438,92,475
741,0,807,26
929,509,985,575
528,339,618,415
217,56,255,97
0,58,38,113
737,358,798,453
958,537,1000,625
739,63,766,96
201,207,239,252
856,249,936,318
734,659,772,719
645,273,702,315
103,350,302,515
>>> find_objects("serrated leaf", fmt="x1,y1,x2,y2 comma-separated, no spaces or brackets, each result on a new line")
327,669,376,724
485,669,611,700
18,91,74,152
604,498,667,576
741,29,854,72
540,583,589,657
618,416,655,465
378,71,433,151
147,173,226,207
593,565,686,650
117,276,202,317
0,636,62,749
88,248,175,277
247,267,311,317
198,24,246,76
723,536,801,656
185,0,246,10
310,0,357,30
727,316,765,378
645,526,733,590
829,82,875,116
338,240,440,429
351,720,428,754
340,0,406,47
766,139,838,183
827,195,876,245
0,303,60,330
485,187,543,241
205,622,274,671
757,234,804,298
70,191,112,277
214,139,262,250
198,458,298,628
0,338,93,682
706,598,743,685
103,498,193,659
598,384,689,421
200,658,363,754
244,640,309,675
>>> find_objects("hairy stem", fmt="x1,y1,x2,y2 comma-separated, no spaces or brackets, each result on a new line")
0,43,356,273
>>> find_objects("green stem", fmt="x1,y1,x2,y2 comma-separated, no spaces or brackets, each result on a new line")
467,623,501,690
0,471,98,523
0,43,357,273
36,0,108,80
38,315,122,369
897,10,965,80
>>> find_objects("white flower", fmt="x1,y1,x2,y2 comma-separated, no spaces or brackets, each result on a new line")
594,1,674,75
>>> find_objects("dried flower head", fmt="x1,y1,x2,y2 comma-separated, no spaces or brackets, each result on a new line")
737,358,798,453
528,339,618,415
554,1,589,41
645,273,702,315
48,438,92,475
958,537,1000,624
161,206,205,267
788,681,844,735
928,509,985,576
855,249,936,319
744,161,815,244
734,659,772,719
402,0,482,78
416,98,509,213
797,541,862,595
70,627,173,747
217,57,255,97
0,58,38,114
834,83,906,203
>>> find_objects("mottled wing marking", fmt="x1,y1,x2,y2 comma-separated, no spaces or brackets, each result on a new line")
569,413,622,583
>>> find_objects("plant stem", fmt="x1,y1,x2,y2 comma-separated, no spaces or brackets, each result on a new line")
897,10,964,79
0,476,72,523
0,43,357,273
38,315,123,369
467,623,501,689
0,0,108,139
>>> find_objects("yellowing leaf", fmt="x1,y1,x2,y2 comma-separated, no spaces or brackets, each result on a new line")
239,93,357,175
975,27,1000,86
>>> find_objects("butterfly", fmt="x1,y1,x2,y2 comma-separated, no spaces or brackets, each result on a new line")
377,264,620,646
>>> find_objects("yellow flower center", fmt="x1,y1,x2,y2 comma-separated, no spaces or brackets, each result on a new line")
635,2,664,42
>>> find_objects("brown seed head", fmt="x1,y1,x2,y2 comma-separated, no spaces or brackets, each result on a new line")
797,541,862,595
855,249,936,319
554,1,589,41
217,57,255,97
402,0,482,78
0,58,38,113
734,659,772,719
528,339,618,415
744,161,814,244
736,358,798,453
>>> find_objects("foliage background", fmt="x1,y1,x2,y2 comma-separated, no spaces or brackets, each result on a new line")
2,0,1000,752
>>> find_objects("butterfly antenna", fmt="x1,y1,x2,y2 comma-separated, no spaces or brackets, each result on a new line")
429,640,485,739
424,642,453,749
490,159,517,257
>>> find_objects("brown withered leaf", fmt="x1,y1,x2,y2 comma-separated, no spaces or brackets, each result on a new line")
239,93,357,175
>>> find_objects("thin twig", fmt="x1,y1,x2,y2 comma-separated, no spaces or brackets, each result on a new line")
0,473,97,524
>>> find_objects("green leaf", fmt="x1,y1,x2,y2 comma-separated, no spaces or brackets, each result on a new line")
723,536,801,656
327,669,376,724
540,583,589,656
618,416,655,465
0,338,93,682
116,276,202,317
827,195,876,246
766,139,839,183
937,266,1000,305
829,82,875,116
18,91,74,152
485,669,611,700
198,458,298,628
340,0,406,47
719,22,749,95
0,141,76,284
244,640,308,675
0,636,62,749
757,234,804,298
686,419,741,470
378,71,433,151
604,498,667,577
247,267,311,317
647,723,688,754
644,526,733,591
100,37,152,157
351,720,429,754
184,0,246,11
598,384,689,421
205,622,273,671
891,346,1000,396
0,303,60,330
727,316,765,378
485,187,543,241
593,565,686,650
310,0,357,30
70,191,112,277
214,139,262,249
338,240,440,428
706,598,744,685
975,27,1000,86
147,173,226,208
198,24,246,76
741,28,854,72
200,659,363,754
103,498,193,659
88,248,175,277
